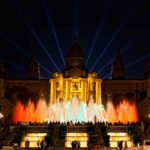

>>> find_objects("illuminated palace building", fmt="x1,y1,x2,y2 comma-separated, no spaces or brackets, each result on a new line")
1,39,150,149
0,39,150,122
50,40,102,104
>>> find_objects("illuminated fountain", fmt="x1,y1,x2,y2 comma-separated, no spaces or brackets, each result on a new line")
6,39,142,149
13,95,138,123
66,95,86,122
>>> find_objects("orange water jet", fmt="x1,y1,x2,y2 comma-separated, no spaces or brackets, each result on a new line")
13,98,138,123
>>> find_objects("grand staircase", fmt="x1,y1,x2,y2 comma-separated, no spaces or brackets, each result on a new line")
93,124,105,146
2,126,18,146
1,124,106,150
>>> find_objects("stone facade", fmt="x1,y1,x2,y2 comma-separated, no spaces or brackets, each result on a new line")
1,77,149,121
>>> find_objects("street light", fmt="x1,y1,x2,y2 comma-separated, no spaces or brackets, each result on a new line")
0,112,3,119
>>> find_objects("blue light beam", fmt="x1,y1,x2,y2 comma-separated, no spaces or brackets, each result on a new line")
100,54,150,79
0,33,52,75
74,0,79,38
125,54,150,68
102,54,149,79
0,32,29,58
14,4,61,72
122,28,150,53
103,73,111,79
86,0,112,65
97,27,149,74
90,0,140,72
97,58,114,74
42,0,65,67
0,57,25,72
38,63,52,75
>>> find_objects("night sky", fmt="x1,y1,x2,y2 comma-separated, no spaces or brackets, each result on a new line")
0,0,150,79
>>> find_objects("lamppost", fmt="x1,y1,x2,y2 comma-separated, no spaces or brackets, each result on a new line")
0,112,3,120
148,114,150,123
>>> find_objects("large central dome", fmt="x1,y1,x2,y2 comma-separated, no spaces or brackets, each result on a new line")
63,37,87,78
66,41,85,58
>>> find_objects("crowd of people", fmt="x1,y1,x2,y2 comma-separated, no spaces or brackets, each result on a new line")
0,120,150,149
0,119,148,127
25,139,47,150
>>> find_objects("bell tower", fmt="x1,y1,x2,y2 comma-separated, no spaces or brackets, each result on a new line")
111,49,125,80
27,52,40,79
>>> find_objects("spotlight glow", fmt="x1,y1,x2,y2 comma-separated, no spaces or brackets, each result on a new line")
0,33,29,57
16,6,61,72
42,0,65,67
86,0,112,65
90,0,139,72
125,54,150,68
0,57,24,72
74,0,79,38
0,33,51,76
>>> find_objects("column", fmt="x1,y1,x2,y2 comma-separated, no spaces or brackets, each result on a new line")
59,74,63,100
84,81,87,103
65,80,69,101
81,80,84,102
81,79,87,103
68,80,71,100
50,79,56,104
95,79,102,104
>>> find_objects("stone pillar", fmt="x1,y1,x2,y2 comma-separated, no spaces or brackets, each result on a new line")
65,80,69,101
95,79,102,103
81,79,87,103
81,80,84,102
84,81,87,103
50,79,56,104
68,80,71,100
58,74,64,100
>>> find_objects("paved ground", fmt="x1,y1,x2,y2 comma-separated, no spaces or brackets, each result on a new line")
1,146,142,150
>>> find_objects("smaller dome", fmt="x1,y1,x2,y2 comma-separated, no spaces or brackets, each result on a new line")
63,37,87,78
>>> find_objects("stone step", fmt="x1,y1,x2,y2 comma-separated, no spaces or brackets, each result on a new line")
65,148,88,150
15,148,39,150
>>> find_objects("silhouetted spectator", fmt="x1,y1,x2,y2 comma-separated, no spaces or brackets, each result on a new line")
25,139,30,150
118,141,123,150
40,140,44,150
124,141,127,149
71,141,76,150
77,141,80,149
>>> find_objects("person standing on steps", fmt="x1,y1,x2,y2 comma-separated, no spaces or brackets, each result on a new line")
25,139,30,150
